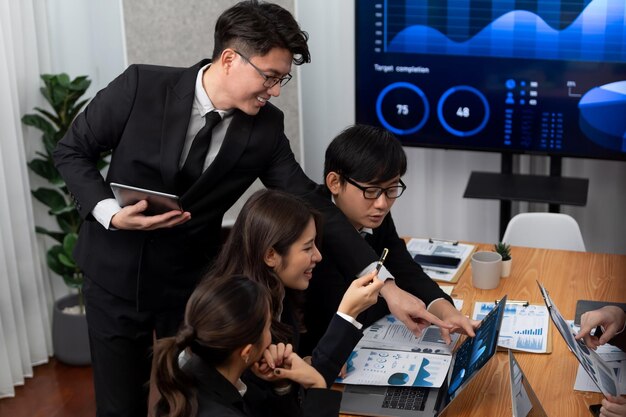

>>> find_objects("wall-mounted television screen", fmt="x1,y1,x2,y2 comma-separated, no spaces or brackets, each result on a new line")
355,0,626,161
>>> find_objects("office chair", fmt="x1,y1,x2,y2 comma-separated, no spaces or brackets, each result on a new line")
502,213,586,252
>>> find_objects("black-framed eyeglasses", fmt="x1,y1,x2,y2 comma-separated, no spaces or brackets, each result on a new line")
234,50,292,88
343,176,407,199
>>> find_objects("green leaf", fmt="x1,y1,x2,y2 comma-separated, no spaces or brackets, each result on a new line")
57,211,81,233
62,273,83,289
42,132,59,154
39,85,52,106
32,188,66,211
50,205,76,216
58,252,76,268
22,114,56,135
51,86,68,109
67,98,90,122
34,107,61,128
35,226,66,243
46,245,73,276
70,76,90,91
62,233,78,254
57,73,71,87
27,159,60,182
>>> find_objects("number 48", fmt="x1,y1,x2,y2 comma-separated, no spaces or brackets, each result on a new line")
456,107,470,118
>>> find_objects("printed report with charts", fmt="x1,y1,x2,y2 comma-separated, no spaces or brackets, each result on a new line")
337,314,461,388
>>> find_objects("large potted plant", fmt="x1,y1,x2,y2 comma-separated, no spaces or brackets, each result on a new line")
22,73,109,365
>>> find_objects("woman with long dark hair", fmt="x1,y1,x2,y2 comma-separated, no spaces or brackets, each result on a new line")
153,275,339,417
209,189,383,390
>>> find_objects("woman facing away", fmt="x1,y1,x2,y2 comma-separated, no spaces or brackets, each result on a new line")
153,275,340,417
209,189,384,397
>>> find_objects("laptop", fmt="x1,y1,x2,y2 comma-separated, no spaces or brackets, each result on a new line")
340,294,508,417
508,350,548,417
537,281,619,397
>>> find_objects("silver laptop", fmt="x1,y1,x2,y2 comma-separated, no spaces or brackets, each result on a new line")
340,295,508,417
508,350,548,417
537,281,619,398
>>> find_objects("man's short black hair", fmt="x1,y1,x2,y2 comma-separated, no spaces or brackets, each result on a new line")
212,0,310,65
324,124,407,184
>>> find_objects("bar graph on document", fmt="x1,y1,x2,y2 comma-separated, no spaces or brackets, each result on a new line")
473,302,550,353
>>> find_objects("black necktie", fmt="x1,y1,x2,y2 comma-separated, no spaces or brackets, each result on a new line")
180,111,222,190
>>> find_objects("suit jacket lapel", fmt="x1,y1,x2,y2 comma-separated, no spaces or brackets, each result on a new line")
160,60,210,192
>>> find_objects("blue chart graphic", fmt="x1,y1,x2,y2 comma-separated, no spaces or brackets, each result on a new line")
412,358,433,387
515,328,543,336
478,303,516,316
516,336,544,350
385,0,626,62
579,81,626,152
388,372,410,385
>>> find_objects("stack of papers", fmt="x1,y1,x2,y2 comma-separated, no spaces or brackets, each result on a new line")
338,314,461,387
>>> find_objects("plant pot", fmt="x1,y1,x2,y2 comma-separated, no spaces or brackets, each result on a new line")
52,293,91,365
501,259,512,278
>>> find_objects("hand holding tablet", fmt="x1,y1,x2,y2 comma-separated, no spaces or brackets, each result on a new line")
110,182,183,215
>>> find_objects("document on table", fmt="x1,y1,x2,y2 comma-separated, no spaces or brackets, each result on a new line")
472,302,550,353
570,322,626,394
339,313,462,387
338,348,451,387
358,313,461,355
406,238,475,283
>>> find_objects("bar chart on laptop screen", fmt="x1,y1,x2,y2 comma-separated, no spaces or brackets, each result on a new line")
356,1,626,159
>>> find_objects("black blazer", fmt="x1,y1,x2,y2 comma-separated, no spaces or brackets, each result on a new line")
302,187,454,354
53,61,378,310
184,355,341,417
280,295,363,386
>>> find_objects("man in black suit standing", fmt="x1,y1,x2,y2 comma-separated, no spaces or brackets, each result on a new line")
53,2,335,416
54,2,457,416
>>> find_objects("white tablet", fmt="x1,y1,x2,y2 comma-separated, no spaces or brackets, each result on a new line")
110,182,182,215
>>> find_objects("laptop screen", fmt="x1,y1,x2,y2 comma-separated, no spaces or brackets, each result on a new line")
537,281,619,397
509,350,548,417
439,294,507,411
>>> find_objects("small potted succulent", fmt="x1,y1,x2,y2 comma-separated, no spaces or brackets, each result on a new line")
494,242,512,277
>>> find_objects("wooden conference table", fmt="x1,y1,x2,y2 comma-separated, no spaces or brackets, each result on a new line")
339,243,626,417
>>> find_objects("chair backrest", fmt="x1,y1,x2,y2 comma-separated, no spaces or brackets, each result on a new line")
502,213,586,252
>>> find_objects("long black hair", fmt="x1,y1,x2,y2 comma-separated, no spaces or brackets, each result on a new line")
209,189,321,342
153,275,270,417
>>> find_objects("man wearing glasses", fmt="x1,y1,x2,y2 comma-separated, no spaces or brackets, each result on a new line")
53,2,386,416
301,124,479,356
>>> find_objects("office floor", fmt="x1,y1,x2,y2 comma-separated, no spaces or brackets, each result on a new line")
0,358,95,417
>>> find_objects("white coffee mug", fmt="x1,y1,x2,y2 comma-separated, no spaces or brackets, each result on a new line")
471,251,502,290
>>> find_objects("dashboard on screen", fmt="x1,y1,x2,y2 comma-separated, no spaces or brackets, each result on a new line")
355,0,626,161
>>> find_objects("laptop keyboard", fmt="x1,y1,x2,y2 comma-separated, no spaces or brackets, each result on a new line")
382,386,429,411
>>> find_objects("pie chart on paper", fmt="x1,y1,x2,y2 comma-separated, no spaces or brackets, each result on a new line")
578,81,626,152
